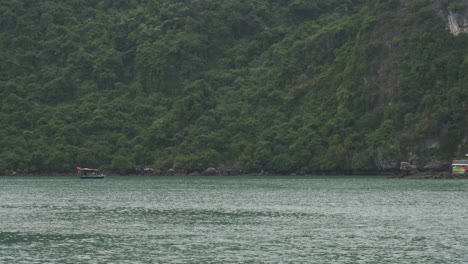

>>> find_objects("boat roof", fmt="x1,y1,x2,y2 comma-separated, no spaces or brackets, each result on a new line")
78,168,99,171
452,160,468,165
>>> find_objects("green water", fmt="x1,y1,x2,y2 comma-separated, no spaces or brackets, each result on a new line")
1,176,467,263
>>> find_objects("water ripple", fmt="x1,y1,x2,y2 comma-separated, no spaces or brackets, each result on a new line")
1,176,467,263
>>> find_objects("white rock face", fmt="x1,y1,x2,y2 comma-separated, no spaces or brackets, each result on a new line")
447,10,468,36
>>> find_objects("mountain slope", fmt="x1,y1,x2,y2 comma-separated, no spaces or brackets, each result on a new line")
0,0,467,174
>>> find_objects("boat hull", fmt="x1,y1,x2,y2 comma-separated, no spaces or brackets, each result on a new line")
80,176,105,179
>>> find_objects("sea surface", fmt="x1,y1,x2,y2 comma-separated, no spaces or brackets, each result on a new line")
1,175,467,263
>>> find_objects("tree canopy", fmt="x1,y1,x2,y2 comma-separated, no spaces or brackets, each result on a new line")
1,0,467,174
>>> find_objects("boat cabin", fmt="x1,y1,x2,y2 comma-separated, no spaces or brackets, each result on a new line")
76,166,104,178
451,160,468,175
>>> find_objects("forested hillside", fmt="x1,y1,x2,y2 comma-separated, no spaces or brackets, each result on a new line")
1,0,467,174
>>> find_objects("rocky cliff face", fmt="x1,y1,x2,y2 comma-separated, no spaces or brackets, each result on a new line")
1,0,466,174
447,10,468,35
434,0,468,36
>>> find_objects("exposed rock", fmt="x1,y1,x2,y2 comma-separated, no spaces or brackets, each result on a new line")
408,152,418,165
423,160,450,171
400,162,418,176
396,160,468,179
447,10,468,36
202,167,217,175
137,167,162,175
225,168,244,175
376,149,399,170
394,171,468,179
188,171,201,176
167,168,187,176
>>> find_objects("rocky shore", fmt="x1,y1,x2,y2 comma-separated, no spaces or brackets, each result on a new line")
2,162,466,178
392,171,468,179
395,162,468,179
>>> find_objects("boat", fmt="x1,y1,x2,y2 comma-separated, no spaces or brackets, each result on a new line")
76,166,105,179
451,160,468,175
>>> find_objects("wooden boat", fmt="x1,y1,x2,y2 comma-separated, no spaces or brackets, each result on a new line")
76,166,105,179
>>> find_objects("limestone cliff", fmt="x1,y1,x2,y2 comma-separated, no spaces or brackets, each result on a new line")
439,0,468,35
447,10,468,35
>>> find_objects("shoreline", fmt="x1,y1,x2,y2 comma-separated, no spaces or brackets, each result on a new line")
391,171,468,179
2,171,466,179
2,167,466,179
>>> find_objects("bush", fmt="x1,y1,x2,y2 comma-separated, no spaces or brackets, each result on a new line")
450,3,465,12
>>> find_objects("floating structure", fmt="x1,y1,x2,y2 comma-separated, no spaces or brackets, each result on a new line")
451,160,468,175
76,166,105,179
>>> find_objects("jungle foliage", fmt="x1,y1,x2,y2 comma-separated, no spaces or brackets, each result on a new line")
0,0,467,174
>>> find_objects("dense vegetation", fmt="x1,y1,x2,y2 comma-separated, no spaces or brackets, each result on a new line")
1,0,467,174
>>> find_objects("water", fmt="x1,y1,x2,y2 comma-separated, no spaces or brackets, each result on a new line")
1,176,467,263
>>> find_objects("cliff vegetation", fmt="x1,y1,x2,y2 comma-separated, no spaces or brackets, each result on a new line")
1,0,467,174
